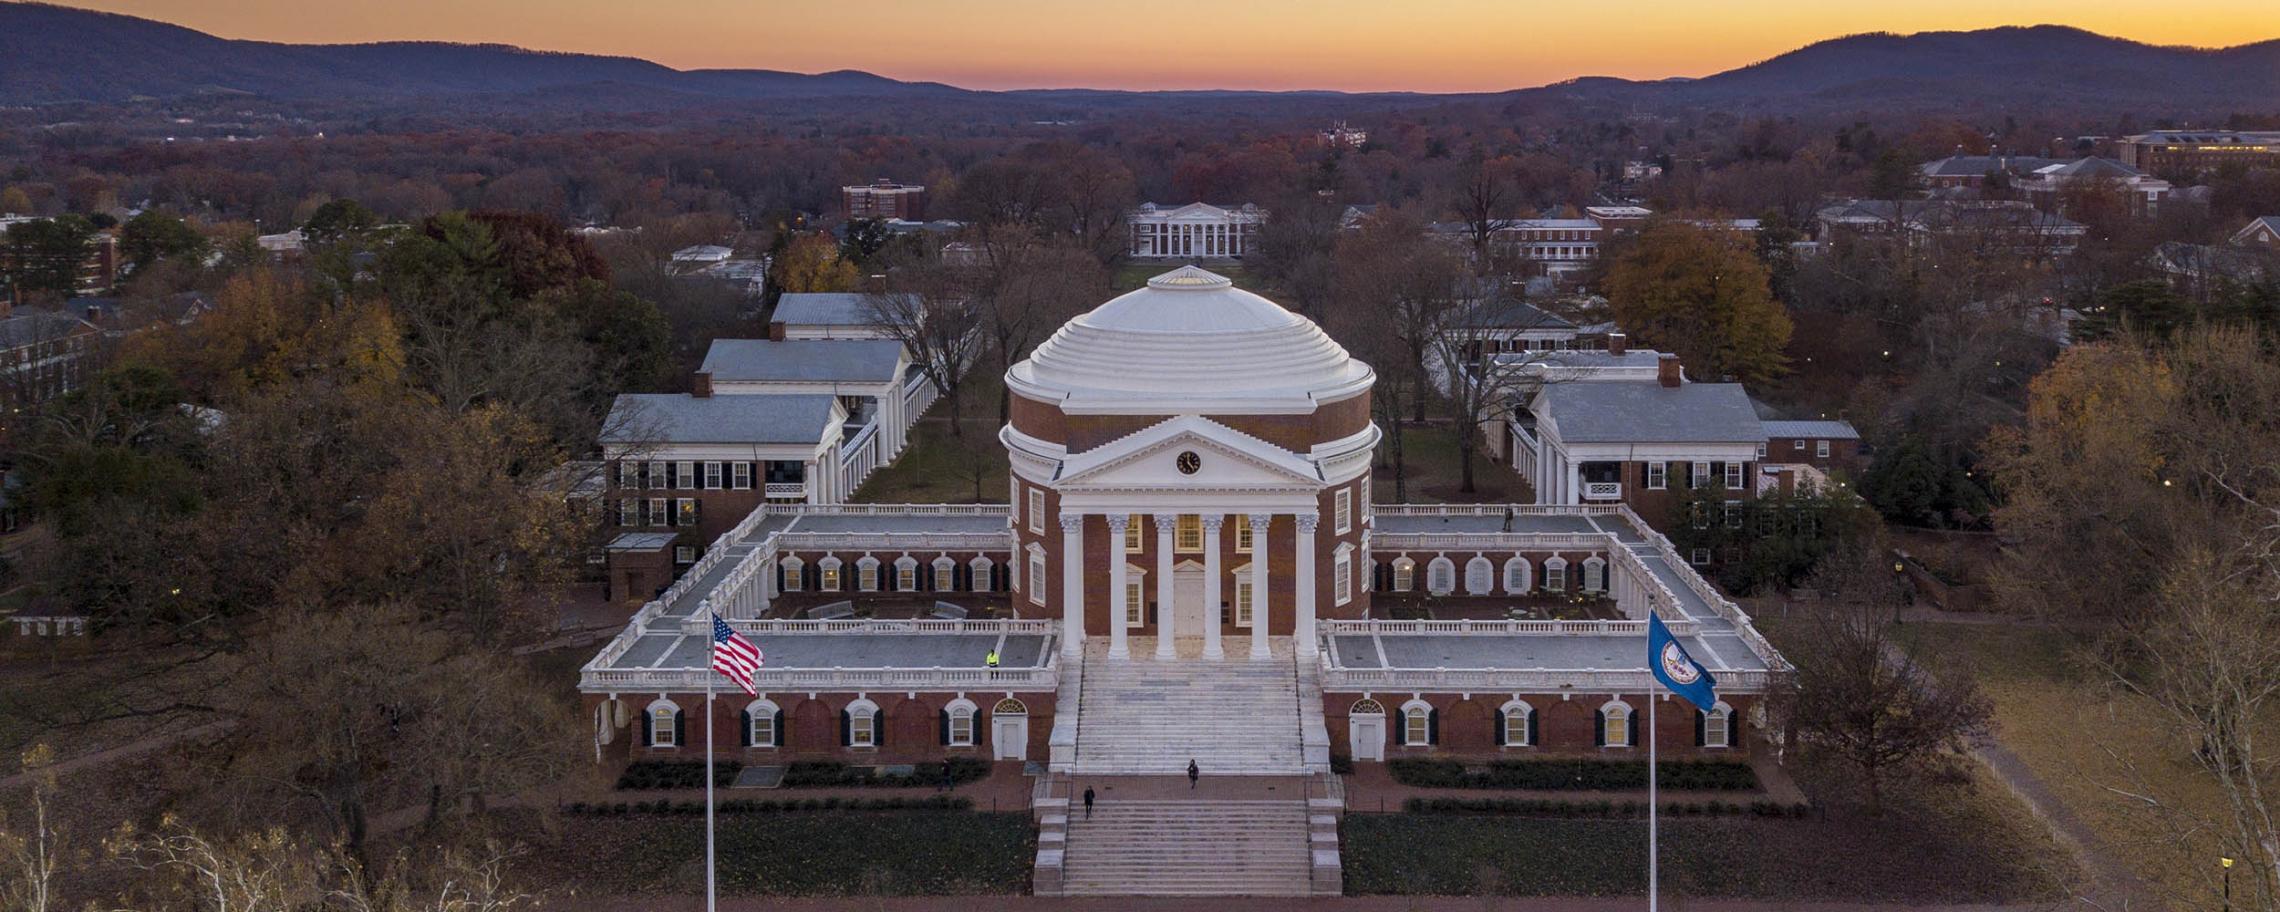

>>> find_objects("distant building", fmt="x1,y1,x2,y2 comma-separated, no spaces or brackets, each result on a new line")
1814,199,2084,258
769,292,897,341
1621,161,1663,182
2232,216,2280,250
1127,202,1265,259
1425,206,1744,278
1320,121,1368,148
1917,153,2060,190
2015,157,2171,213
843,179,928,221
2113,130,2280,177
257,229,305,259
0,308,101,411
0,221,118,303
670,245,734,267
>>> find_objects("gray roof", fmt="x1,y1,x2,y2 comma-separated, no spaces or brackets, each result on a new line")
1454,299,1575,331
700,339,903,383
601,393,839,446
1761,420,1860,441
0,310,95,348
1919,154,2058,178
603,632,1050,671
2036,157,2142,179
772,293,882,327
1541,381,1763,444
608,532,680,551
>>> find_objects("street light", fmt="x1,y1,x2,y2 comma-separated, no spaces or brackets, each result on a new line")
2221,856,2234,912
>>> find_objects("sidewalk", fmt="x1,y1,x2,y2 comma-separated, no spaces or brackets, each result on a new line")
551,894,2072,911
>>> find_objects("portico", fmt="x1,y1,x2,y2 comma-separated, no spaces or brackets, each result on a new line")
1049,505,1321,661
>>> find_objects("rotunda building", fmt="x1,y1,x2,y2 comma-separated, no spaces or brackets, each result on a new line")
1001,266,1378,660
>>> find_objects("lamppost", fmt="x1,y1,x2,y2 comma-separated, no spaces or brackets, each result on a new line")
2220,856,2233,912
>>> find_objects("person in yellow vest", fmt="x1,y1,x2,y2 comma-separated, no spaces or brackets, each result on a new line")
985,649,1000,668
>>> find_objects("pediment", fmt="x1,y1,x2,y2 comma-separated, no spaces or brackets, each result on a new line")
1057,416,1320,490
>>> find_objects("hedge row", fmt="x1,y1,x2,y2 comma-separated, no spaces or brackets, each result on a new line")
566,795,974,816
1387,758,1758,791
781,757,991,789
617,760,743,791
1403,796,1810,819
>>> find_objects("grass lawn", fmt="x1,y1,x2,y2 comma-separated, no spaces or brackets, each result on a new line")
1901,622,2237,908
851,417,1007,504
519,809,1033,896
1376,421,1534,504
1343,753,2070,901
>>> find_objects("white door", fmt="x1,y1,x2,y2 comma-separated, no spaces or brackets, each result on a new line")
992,715,1028,760
1350,713,1386,762
1173,565,1207,639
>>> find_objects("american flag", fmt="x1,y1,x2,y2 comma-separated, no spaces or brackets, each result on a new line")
710,614,762,696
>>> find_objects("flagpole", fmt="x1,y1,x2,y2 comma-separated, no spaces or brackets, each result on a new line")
1648,689,1659,912
705,668,717,912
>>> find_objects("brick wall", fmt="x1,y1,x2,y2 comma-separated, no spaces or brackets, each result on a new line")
590,689,1053,764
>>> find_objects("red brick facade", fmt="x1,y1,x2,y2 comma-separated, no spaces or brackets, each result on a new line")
587,689,1052,763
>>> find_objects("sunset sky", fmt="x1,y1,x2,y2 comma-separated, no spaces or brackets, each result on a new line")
68,0,2280,92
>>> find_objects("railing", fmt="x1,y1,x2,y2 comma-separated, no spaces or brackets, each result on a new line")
773,531,1014,552
904,375,939,418
1624,512,1794,674
1373,503,1627,518
9,616,88,637
1320,617,1700,637
712,617,1048,635
764,482,808,499
1373,531,1615,551
1320,665,1778,694
1583,482,1623,501
778,503,1008,517
839,422,881,491
583,664,1061,693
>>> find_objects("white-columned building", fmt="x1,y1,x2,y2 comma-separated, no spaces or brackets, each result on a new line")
1127,202,1265,259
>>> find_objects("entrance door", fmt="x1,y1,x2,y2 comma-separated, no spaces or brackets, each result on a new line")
1350,713,1386,762
992,715,1027,760
1173,563,1207,640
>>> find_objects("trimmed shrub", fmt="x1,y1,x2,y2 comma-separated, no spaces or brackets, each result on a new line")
616,760,743,791
1386,757,1757,792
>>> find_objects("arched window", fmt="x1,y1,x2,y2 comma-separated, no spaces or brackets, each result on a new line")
971,556,996,593
744,698,780,748
993,697,1028,716
1400,699,1437,747
645,698,680,748
1349,698,1385,716
1464,556,1494,595
857,556,881,592
845,698,879,748
1544,556,1569,593
894,556,918,591
780,556,804,592
1502,557,1532,594
933,556,957,592
1392,558,1415,592
819,557,843,592
1427,557,1456,595
1500,700,1536,747
1582,556,1607,593
1700,701,1733,749
1232,563,1255,626
1598,699,1633,749
943,698,978,747
1124,567,1148,627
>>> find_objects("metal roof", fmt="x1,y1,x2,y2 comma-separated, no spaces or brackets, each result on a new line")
700,339,903,384
601,393,839,446
1541,381,1763,444
1761,420,1860,441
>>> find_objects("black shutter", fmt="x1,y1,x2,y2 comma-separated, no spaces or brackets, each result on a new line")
1628,707,1639,747
1527,711,1539,748
840,709,851,746
674,708,686,748
874,710,885,748
1694,709,1706,747
1594,709,1605,747
740,708,752,747
1495,709,1507,747
640,709,652,746
772,709,784,746
1428,708,1440,746
939,708,950,745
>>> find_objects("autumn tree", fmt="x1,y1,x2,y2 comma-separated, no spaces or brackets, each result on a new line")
1603,220,1793,384
770,232,859,293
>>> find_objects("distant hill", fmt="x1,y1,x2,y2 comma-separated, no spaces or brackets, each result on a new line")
3,4,2276,114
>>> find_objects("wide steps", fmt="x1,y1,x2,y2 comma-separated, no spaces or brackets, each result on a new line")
1073,639,1307,775
1061,800,1314,896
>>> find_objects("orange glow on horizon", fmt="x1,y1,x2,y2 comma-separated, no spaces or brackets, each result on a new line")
63,0,2280,93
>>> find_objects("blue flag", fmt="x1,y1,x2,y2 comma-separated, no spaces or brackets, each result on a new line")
1647,613,1718,713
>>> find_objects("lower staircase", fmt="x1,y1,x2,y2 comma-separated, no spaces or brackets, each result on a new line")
1060,799,1315,896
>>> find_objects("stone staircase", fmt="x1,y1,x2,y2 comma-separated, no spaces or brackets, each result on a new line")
1060,799,1316,896
1072,637,1306,775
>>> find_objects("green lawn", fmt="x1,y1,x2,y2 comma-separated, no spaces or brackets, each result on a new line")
529,810,1034,896
1344,755,2069,901
1374,421,1534,504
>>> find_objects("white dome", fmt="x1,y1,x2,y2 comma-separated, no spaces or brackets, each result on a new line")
1008,266,1373,414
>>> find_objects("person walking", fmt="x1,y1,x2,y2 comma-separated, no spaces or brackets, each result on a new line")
1187,758,1199,790
985,649,1000,668
1082,785,1096,819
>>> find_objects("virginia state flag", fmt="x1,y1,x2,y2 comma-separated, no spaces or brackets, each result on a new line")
1647,613,1718,712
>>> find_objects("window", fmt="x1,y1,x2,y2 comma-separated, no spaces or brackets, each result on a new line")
731,462,752,490
704,461,724,490
1724,501,1742,529
1691,503,1710,530
1392,558,1414,592
1702,703,1732,749
1125,515,1144,553
1501,701,1534,747
1124,571,1146,627
617,499,638,527
972,556,995,593
1234,576,1255,626
646,498,668,527
677,461,696,489
820,559,842,591
933,557,956,592
945,699,977,747
648,460,668,490
1601,701,1632,748
1544,557,1568,592
1402,701,1434,747
1175,515,1202,552
1646,462,1667,490
1427,557,1456,595
1025,546,1045,605
780,557,803,591
1690,462,1710,487
846,700,877,748
1503,557,1531,594
1333,546,1353,606
896,558,917,591
673,546,695,565
1583,556,1606,592
1756,441,1768,459
617,460,638,490
1464,556,1494,595
857,558,880,591
1335,489,1352,534
1236,519,1254,553
1724,461,1743,489
1360,476,1372,523
648,700,679,747
1026,489,1044,534
675,499,699,527
1816,439,1831,458
1690,548,1711,566
747,700,778,748
1792,439,1806,451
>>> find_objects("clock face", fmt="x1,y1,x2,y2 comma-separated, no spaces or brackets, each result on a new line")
1176,451,1202,475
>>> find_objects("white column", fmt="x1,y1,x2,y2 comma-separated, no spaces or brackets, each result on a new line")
805,458,821,505
1060,512,1085,656
1249,514,1273,659
1294,513,1319,658
1200,515,1225,659
1153,513,1178,659
1567,460,1582,506
1106,514,1130,659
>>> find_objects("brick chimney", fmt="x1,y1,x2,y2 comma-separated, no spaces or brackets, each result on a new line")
1656,353,1681,388
692,371,713,398
766,321,787,341
1607,332,1627,357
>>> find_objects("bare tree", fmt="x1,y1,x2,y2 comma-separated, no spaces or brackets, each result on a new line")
1332,211,1469,424
1454,150,1515,275
865,264,985,436
1427,318,1557,495
0,746,65,912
